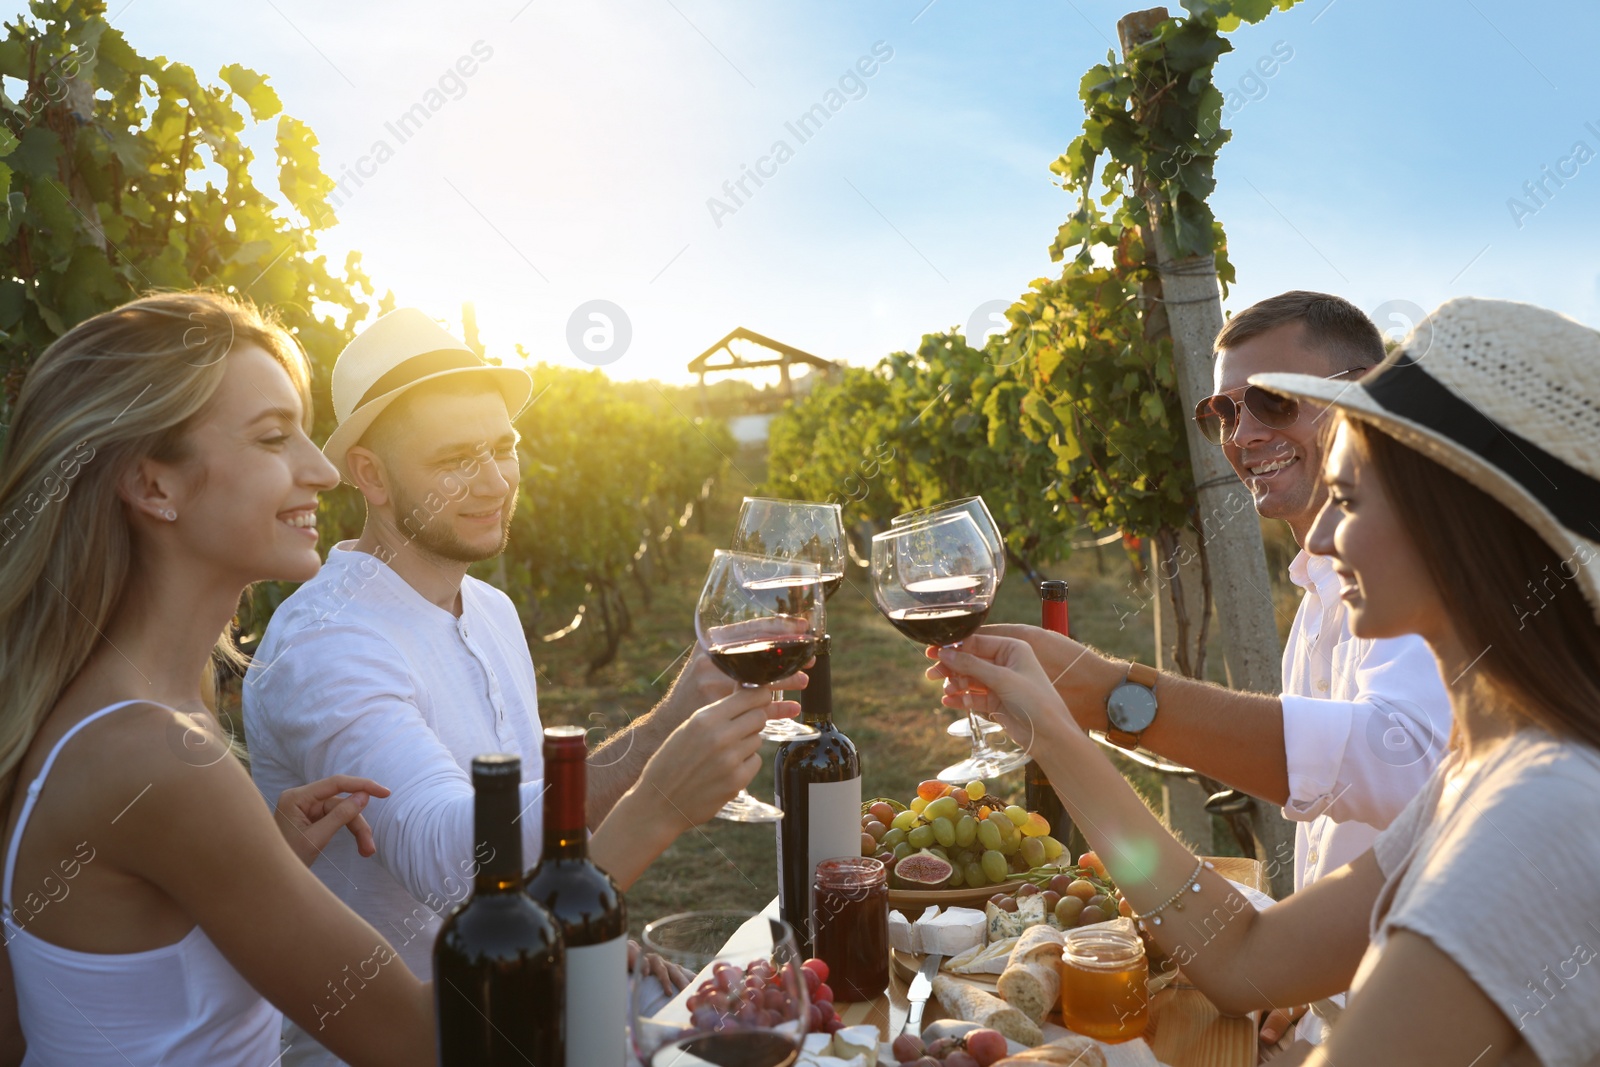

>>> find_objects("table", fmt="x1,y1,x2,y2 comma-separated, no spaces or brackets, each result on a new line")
827,856,1269,1067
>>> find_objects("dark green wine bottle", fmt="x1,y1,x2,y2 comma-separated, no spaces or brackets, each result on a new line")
434,754,564,1066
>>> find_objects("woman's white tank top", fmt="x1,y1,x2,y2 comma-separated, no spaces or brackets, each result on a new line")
2,701,282,1064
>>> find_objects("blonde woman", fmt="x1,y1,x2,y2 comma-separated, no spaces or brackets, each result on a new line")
0,293,431,1065
0,291,804,1066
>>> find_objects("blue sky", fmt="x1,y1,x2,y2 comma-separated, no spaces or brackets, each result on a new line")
27,0,1600,381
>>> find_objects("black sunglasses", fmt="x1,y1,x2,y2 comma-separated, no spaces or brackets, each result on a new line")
1192,367,1370,445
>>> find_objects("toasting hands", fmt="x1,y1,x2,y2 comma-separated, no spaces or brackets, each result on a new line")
637,675,807,832
923,634,1079,754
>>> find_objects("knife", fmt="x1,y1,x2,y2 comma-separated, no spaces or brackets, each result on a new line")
904,953,942,1037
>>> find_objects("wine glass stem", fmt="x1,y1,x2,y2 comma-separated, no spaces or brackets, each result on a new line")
943,640,986,758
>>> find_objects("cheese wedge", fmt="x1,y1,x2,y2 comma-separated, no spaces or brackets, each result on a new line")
920,906,985,956
888,909,918,954
986,892,1047,940
830,1025,879,1066
946,935,1018,975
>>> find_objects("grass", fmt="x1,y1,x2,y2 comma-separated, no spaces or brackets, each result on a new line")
534,475,1302,938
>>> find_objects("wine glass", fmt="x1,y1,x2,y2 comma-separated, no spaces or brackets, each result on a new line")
631,911,809,1067
870,513,1026,783
893,497,1008,743
731,497,847,742
696,550,825,823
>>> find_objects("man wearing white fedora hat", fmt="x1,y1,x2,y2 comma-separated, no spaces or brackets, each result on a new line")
243,308,802,1066
941,291,1454,1049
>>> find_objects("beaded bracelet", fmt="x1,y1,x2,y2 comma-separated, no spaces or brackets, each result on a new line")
1130,856,1213,928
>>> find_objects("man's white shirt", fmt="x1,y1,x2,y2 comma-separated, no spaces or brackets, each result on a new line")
243,543,546,1066
1278,548,1452,1042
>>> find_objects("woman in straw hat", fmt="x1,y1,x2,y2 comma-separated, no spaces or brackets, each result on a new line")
935,297,1600,1065
0,292,434,1065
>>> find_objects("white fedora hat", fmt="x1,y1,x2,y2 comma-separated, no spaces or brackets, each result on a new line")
1252,297,1600,623
322,308,533,484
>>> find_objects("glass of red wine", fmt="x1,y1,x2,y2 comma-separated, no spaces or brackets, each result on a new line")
631,911,809,1067
892,497,1009,744
696,550,824,823
869,512,1026,783
730,497,847,742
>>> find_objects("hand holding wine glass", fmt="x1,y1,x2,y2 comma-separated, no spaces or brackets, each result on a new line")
928,632,1073,756
629,685,803,832
870,512,1026,782
731,497,847,741
695,550,825,822
892,496,1008,742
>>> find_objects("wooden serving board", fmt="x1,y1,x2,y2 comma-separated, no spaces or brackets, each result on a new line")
868,857,1270,1067
890,946,1000,993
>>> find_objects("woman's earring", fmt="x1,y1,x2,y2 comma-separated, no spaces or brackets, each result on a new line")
161,508,177,522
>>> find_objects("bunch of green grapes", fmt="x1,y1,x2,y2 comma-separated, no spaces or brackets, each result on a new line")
859,779,1066,888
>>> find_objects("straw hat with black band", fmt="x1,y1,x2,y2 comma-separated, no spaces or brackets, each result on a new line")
322,308,533,485
1250,296,1600,624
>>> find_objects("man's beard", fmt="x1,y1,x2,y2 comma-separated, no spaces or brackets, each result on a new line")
392,483,515,564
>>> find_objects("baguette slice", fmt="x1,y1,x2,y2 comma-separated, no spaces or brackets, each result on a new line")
996,959,1060,1024
1009,925,1066,968
994,1034,1106,1066
932,974,1043,1047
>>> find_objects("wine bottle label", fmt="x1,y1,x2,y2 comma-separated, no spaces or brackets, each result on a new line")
566,935,628,1066
779,776,863,943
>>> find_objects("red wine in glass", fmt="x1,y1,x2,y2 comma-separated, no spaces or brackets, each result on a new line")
708,635,818,686
650,1030,799,1067
885,603,991,645
695,550,825,822
870,510,1024,782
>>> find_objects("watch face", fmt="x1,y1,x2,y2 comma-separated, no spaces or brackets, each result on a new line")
1107,682,1158,734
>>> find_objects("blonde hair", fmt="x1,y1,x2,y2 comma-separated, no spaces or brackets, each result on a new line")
0,290,312,795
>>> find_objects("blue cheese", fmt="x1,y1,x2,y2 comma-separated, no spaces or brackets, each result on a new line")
986,902,1021,941
1015,893,1046,930
985,894,1048,942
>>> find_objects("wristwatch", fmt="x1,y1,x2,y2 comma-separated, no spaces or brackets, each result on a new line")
1105,661,1160,750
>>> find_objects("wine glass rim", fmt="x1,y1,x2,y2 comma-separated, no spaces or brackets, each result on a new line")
740,495,842,512
870,510,983,541
891,495,988,523
709,548,823,571
640,909,798,958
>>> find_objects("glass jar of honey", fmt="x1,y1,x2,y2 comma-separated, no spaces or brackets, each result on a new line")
811,857,888,1001
1060,925,1149,1042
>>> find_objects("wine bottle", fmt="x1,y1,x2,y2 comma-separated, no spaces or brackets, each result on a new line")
1028,581,1075,853
524,726,628,1067
434,755,564,1067
773,635,862,959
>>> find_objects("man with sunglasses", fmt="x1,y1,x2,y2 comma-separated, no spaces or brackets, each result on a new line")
945,291,1451,1050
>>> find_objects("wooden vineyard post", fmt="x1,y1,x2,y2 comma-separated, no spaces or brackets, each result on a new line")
1118,7,1297,898
1150,527,1218,854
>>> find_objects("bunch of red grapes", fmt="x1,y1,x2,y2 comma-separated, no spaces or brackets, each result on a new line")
890,1027,1008,1066
680,957,842,1037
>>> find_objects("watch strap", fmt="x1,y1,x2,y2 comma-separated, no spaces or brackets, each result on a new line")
1107,728,1143,750
1126,660,1159,689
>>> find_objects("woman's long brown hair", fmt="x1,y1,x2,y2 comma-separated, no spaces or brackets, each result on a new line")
1343,417,1600,749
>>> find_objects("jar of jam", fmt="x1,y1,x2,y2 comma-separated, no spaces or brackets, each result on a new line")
1060,925,1149,1042
811,857,888,1001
